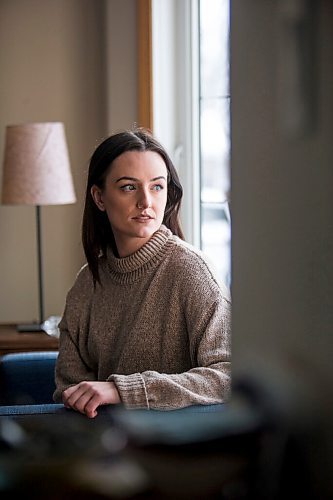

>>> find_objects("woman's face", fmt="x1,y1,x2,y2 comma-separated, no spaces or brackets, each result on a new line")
91,150,168,256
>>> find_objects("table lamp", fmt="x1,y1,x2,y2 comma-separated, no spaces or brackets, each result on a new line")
1,122,76,332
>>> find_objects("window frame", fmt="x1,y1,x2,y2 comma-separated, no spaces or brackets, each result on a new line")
148,0,230,280
151,0,201,247
137,0,153,130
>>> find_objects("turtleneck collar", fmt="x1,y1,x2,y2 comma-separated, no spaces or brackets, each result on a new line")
105,225,174,284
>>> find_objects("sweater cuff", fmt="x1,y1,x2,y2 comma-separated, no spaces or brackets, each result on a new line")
107,372,150,410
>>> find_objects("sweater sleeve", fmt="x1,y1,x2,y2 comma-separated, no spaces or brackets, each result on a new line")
108,293,231,411
53,270,96,403
53,312,96,403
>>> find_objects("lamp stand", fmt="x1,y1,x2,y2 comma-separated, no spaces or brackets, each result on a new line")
17,205,45,332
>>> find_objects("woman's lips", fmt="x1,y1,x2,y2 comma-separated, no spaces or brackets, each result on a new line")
132,214,153,221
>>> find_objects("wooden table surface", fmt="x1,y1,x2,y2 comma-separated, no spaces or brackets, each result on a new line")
0,324,59,355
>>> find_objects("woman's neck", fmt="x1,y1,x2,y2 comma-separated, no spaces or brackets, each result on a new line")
114,234,152,258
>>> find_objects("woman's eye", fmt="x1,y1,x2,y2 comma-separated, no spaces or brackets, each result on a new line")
152,184,163,191
120,184,136,192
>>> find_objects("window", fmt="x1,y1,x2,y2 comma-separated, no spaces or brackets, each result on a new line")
199,0,231,286
152,0,231,286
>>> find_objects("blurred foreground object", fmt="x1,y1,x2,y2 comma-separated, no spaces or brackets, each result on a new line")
1,378,331,499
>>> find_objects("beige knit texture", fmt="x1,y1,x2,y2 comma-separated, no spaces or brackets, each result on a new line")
54,226,231,410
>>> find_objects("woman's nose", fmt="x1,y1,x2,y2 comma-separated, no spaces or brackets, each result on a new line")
137,190,151,209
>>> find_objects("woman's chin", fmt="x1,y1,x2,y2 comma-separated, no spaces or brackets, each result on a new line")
132,217,157,229
132,221,160,239
135,227,156,239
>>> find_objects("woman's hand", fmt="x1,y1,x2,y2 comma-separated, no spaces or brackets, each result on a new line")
62,381,121,418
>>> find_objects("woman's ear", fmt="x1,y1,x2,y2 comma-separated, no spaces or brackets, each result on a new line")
91,185,105,211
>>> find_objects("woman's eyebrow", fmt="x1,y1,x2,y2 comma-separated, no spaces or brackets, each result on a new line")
150,176,167,182
115,176,167,183
115,176,139,183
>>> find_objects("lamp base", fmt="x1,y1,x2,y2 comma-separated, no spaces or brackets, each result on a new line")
17,323,44,333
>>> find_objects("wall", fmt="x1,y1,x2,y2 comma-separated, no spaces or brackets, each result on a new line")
105,0,138,133
0,0,138,323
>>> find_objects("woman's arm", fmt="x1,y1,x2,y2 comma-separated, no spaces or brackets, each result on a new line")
53,310,97,403
108,295,231,410
54,312,122,418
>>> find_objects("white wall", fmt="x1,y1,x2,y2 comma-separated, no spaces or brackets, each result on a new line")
0,0,138,323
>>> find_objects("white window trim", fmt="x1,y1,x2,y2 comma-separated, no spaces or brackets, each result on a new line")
152,0,201,248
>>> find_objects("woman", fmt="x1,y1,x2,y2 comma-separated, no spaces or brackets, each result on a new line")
54,128,231,418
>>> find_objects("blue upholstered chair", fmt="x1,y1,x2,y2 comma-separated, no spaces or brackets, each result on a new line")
0,351,58,405
0,351,66,416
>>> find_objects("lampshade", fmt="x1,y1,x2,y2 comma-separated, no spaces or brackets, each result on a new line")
1,122,76,205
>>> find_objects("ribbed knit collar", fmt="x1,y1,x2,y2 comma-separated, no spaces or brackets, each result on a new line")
106,225,173,284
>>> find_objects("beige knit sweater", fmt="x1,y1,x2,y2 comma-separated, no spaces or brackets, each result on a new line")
54,225,231,410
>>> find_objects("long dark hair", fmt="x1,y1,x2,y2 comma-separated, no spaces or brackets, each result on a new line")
82,128,185,284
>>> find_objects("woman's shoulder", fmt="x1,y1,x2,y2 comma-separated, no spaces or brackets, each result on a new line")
169,235,216,275
75,262,93,283
168,235,231,300
66,263,94,302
